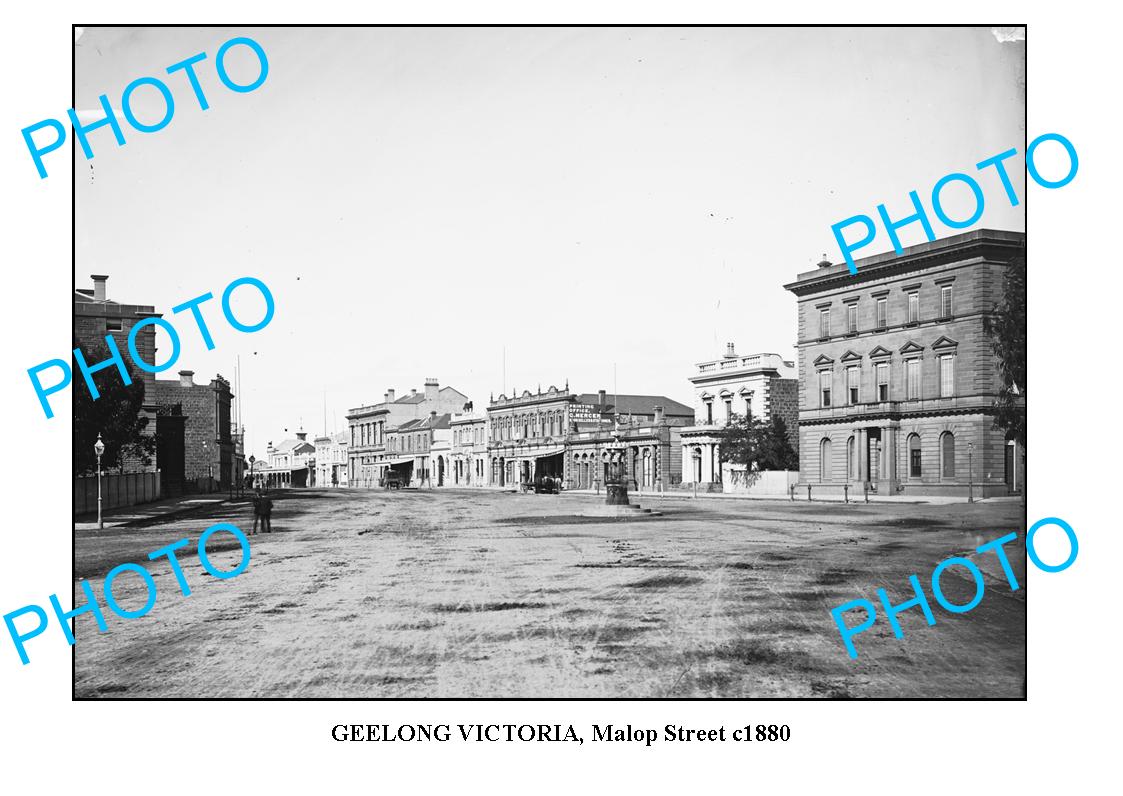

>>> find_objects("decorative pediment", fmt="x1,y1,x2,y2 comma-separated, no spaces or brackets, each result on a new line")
840,349,863,363
700,391,714,400
719,389,734,398
813,354,835,367
868,345,893,360
738,387,754,396
899,340,925,356
931,336,959,351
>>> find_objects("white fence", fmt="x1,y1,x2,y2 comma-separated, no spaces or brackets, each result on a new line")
721,465,798,496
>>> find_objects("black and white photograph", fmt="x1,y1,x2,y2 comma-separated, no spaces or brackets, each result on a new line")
68,25,1027,699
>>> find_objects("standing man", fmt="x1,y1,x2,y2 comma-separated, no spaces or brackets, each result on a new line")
252,487,274,535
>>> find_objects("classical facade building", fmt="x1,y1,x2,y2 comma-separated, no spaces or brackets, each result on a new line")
783,229,1025,498
487,385,692,489
450,413,488,486
678,346,799,487
346,378,470,487
314,431,349,487
256,431,316,488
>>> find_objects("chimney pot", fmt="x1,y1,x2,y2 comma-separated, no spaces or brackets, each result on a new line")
91,274,108,301
598,389,607,405
655,405,665,424
178,369,195,387
386,388,396,402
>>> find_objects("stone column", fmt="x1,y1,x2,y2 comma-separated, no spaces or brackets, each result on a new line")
856,428,866,483
880,426,897,493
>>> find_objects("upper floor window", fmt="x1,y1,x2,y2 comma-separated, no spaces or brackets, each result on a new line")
819,370,832,408
106,318,122,332
846,366,860,404
876,297,887,329
724,398,733,423
705,400,713,424
819,308,830,339
847,304,858,335
876,362,889,401
905,358,921,399
940,285,953,319
908,292,920,324
940,355,955,397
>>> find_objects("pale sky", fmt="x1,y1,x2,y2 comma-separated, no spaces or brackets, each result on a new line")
74,26,1025,460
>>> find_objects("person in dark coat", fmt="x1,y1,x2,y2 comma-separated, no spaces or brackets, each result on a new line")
252,488,274,534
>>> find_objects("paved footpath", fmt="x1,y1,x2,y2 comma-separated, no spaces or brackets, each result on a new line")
74,494,236,531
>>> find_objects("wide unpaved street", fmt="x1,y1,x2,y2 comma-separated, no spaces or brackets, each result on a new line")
74,489,1026,698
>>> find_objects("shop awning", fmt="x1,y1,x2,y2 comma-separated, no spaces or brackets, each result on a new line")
530,447,565,460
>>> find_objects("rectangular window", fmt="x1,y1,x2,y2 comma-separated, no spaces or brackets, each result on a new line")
847,366,859,404
847,304,857,334
819,371,831,408
906,358,921,399
725,399,733,423
876,362,889,401
910,448,922,478
908,292,919,324
105,318,122,332
940,355,955,397
706,402,713,424
819,308,830,339
876,297,887,329
940,285,953,319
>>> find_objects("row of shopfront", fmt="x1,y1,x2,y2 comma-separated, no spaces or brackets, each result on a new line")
347,384,693,491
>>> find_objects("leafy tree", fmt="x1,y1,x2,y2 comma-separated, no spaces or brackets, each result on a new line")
983,250,1026,448
718,414,799,471
72,339,155,475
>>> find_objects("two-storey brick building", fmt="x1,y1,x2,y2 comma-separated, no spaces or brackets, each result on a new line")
783,229,1025,498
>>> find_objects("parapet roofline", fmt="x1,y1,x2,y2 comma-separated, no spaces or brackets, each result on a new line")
784,228,1025,292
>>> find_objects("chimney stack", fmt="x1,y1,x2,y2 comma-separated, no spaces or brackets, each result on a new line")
410,388,418,397
598,389,607,405
386,388,396,402
178,370,195,387
725,342,736,358
654,405,665,425
91,274,108,301
425,377,439,402
430,410,438,421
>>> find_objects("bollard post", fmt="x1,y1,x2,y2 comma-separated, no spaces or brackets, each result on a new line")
844,484,849,503
807,484,812,501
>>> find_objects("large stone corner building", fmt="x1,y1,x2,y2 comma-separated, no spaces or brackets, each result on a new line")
783,229,1025,498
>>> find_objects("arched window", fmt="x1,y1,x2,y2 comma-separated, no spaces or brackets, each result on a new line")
820,438,833,481
940,432,955,479
847,436,856,480
908,433,922,478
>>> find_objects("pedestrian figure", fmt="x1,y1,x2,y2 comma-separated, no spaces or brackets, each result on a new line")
252,487,274,534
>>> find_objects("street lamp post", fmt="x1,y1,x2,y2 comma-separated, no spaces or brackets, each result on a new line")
249,455,256,491
94,433,105,529
968,442,975,503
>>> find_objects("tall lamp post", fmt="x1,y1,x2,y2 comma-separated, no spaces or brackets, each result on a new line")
94,433,105,529
248,455,256,491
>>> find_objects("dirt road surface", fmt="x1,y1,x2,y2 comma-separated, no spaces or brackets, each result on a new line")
73,489,1026,698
